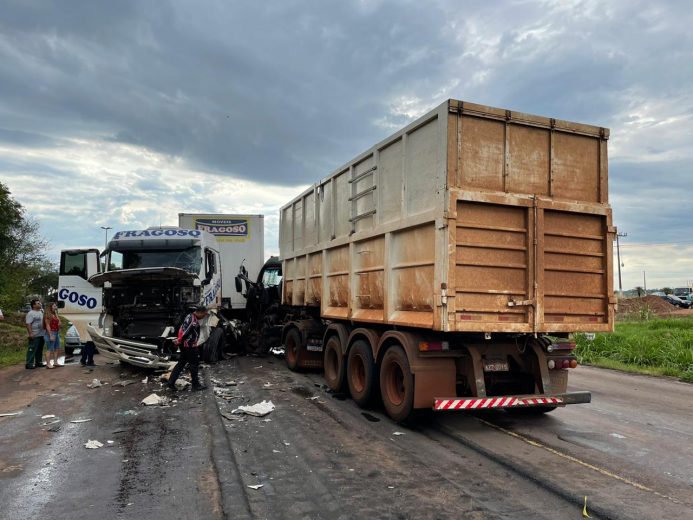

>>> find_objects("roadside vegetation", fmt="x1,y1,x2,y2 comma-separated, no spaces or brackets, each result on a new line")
575,316,693,383
0,311,70,368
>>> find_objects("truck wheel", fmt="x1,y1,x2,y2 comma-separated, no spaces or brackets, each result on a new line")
380,345,414,422
323,335,346,392
203,328,225,363
285,328,302,372
347,340,378,407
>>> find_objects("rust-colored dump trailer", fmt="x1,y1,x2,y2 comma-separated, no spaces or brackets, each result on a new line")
279,99,614,421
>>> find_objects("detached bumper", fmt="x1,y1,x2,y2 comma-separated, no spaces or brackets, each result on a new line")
433,391,591,411
87,326,175,370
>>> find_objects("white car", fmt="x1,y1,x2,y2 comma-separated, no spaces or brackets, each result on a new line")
64,324,83,355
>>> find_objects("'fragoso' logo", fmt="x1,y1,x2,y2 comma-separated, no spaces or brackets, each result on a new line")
58,288,98,309
194,218,248,237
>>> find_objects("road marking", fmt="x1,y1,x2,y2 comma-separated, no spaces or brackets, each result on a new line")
479,419,681,504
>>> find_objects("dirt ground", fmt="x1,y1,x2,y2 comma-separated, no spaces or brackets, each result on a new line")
617,295,693,317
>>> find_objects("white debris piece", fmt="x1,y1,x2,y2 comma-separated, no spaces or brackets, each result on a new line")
306,396,319,401
0,411,22,417
272,449,280,453
107,440,115,444
247,484,264,490
87,379,103,388
141,377,148,384
70,418,93,423
116,380,137,387
269,346,285,356
392,431,405,436
232,400,275,417
174,378,191,390
41,414,56,419
141,393,169,406
84,440,103,449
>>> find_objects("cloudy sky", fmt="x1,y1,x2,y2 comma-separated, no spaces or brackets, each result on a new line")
1,0,691,290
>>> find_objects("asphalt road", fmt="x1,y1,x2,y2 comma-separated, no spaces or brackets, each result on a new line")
1,356,691,519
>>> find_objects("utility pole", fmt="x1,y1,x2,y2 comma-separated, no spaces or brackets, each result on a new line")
643,270,647,293
615,232,626,296
100,226,112,250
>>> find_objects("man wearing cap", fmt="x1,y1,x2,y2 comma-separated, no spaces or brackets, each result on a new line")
167,305,208,391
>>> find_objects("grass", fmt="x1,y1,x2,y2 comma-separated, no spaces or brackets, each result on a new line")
0,312,71,368
575,316,693,383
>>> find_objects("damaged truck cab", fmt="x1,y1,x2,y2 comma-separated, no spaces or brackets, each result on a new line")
87,227,223,369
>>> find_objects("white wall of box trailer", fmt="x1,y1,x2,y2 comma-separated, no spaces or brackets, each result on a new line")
178,213,264,309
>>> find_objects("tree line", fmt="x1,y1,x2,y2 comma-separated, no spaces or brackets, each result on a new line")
0,182,57,312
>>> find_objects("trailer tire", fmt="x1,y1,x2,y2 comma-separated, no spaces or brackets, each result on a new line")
347,340,378,407
285,328,303,372
380,345,414,422
323,335,346,392
202,328,225,363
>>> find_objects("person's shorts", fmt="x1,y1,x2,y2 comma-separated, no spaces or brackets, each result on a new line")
44,333,60,351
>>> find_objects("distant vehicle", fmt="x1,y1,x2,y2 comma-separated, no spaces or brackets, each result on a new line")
661,294,690,309
673,287,692,298
64,324,83,356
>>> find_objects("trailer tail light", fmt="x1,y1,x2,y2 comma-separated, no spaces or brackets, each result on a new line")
548,358,578,369
570,359,578,369
419,341,449,352
548,359,555,369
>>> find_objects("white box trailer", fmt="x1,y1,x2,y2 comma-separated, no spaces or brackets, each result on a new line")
178,214,264,310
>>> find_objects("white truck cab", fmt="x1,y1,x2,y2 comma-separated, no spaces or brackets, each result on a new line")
86,227,222,369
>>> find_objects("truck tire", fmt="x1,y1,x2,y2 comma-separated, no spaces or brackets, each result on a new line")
323,335,346,392
380,345,414,422
347,340,378,407
202,328,225,363
285,328,303,372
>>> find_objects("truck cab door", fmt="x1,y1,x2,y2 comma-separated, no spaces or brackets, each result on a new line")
58,249,102,315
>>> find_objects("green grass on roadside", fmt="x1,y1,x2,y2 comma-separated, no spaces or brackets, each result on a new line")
0,312,71,368
575,317,693,383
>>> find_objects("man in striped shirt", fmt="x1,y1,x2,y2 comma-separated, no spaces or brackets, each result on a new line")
167,305,209,391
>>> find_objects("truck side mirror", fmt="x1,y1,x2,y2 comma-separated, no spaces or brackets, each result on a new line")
235,276,243,293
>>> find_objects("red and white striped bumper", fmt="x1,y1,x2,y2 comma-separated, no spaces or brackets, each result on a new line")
433,391,590,411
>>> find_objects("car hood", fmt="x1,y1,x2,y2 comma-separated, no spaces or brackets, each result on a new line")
89,267,198,287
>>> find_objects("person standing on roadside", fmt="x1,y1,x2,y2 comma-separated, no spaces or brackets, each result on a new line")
167,305,208,392
25,299,45,369
43,302,61,368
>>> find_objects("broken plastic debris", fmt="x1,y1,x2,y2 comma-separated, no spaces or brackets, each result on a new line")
84,440,103,449
0,411,22,417
141,393,169,406
392,431,405,436
141,377,148,384
116,380,137,387
263,382,272,388
41,414,56,419
247,484,264,490
87,379,102,388
272,449,280,453
107,440,114,444
232,400,275,417
306,396,319,400
269,346,285,356
70,418,93,423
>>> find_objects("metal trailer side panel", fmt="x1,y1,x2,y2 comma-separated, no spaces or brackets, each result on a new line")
280,104,450,330
280,99,614,335
178,214,264,309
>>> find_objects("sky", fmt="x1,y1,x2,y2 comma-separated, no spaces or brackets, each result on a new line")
1,0,691,290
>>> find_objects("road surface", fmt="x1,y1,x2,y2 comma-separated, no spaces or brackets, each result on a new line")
0,357,691,519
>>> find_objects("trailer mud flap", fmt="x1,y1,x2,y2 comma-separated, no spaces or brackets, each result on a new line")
433,391,590,411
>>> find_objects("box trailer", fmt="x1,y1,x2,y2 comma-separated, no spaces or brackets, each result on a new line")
178,214,264,311
268,99,614,421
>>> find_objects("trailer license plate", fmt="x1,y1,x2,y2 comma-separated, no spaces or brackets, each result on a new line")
483,358,509,372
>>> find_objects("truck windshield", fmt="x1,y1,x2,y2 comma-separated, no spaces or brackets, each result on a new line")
109,247,202,273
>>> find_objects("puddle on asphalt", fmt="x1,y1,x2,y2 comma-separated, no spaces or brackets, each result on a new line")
361,412,380,423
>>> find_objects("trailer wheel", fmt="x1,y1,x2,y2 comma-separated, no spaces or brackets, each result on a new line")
347,340,378,407
323,335,346,392
285,328,302,372
380,345,414,422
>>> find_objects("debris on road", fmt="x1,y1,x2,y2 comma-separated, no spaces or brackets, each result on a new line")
70,418,93,423
87,379,103,388
141,377,148,384
247,484,264,490
174,377,191,390
232,400,275,417
306,396,319,401
42,419,61,426
47,424,61,433
392,431,405,436
211,378,237,387
84,440,104,449
116,409,138,416
115,380,137,387
41,414,56,419
219,411,236,421
0,411,22,417
141,393,170,406
269,346,284,356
